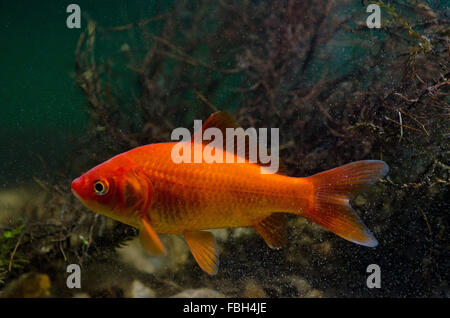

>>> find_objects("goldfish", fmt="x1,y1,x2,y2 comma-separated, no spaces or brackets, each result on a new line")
71,111,389,275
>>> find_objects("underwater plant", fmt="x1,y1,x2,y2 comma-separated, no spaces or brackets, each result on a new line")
1,0,448,297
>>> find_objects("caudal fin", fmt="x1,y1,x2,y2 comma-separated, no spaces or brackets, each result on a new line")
303,160,389,247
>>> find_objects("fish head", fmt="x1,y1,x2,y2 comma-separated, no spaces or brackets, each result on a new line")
71,155,154,226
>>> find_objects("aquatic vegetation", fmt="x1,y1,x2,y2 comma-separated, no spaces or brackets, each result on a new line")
0,0,448,297
0,224,28,282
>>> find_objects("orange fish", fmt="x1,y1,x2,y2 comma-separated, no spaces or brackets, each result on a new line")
71,111,389,275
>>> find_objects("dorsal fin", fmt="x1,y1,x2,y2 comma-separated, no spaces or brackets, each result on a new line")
192,111,239,142
191,111,287,175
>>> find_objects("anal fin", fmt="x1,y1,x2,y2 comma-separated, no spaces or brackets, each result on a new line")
184,231,219,275
253,213,286,249
139,217,166,255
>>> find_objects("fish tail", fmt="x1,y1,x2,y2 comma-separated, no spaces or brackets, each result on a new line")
302,160,389,247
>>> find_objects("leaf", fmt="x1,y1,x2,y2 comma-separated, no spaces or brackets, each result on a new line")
2,224,24,239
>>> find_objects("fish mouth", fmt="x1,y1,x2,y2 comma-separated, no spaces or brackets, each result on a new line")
71,187,83,202
71,177,85,202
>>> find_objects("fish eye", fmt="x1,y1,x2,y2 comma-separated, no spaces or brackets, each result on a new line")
93,180,109,195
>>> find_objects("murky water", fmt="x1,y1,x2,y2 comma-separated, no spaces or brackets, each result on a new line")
0,1,448,298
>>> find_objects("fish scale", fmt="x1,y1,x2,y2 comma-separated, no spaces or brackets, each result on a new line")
126,142,301,233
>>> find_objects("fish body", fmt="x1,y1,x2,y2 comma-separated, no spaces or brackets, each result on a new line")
98,142,308,233
71,111,389,275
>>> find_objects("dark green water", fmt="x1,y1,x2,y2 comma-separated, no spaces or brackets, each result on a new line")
0,1,174,184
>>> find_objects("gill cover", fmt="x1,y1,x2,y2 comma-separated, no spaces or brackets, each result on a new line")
118,168,154,215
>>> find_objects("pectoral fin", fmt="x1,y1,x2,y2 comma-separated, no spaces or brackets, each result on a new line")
139,217,166,255
184,231,219,275
253,213,286,249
